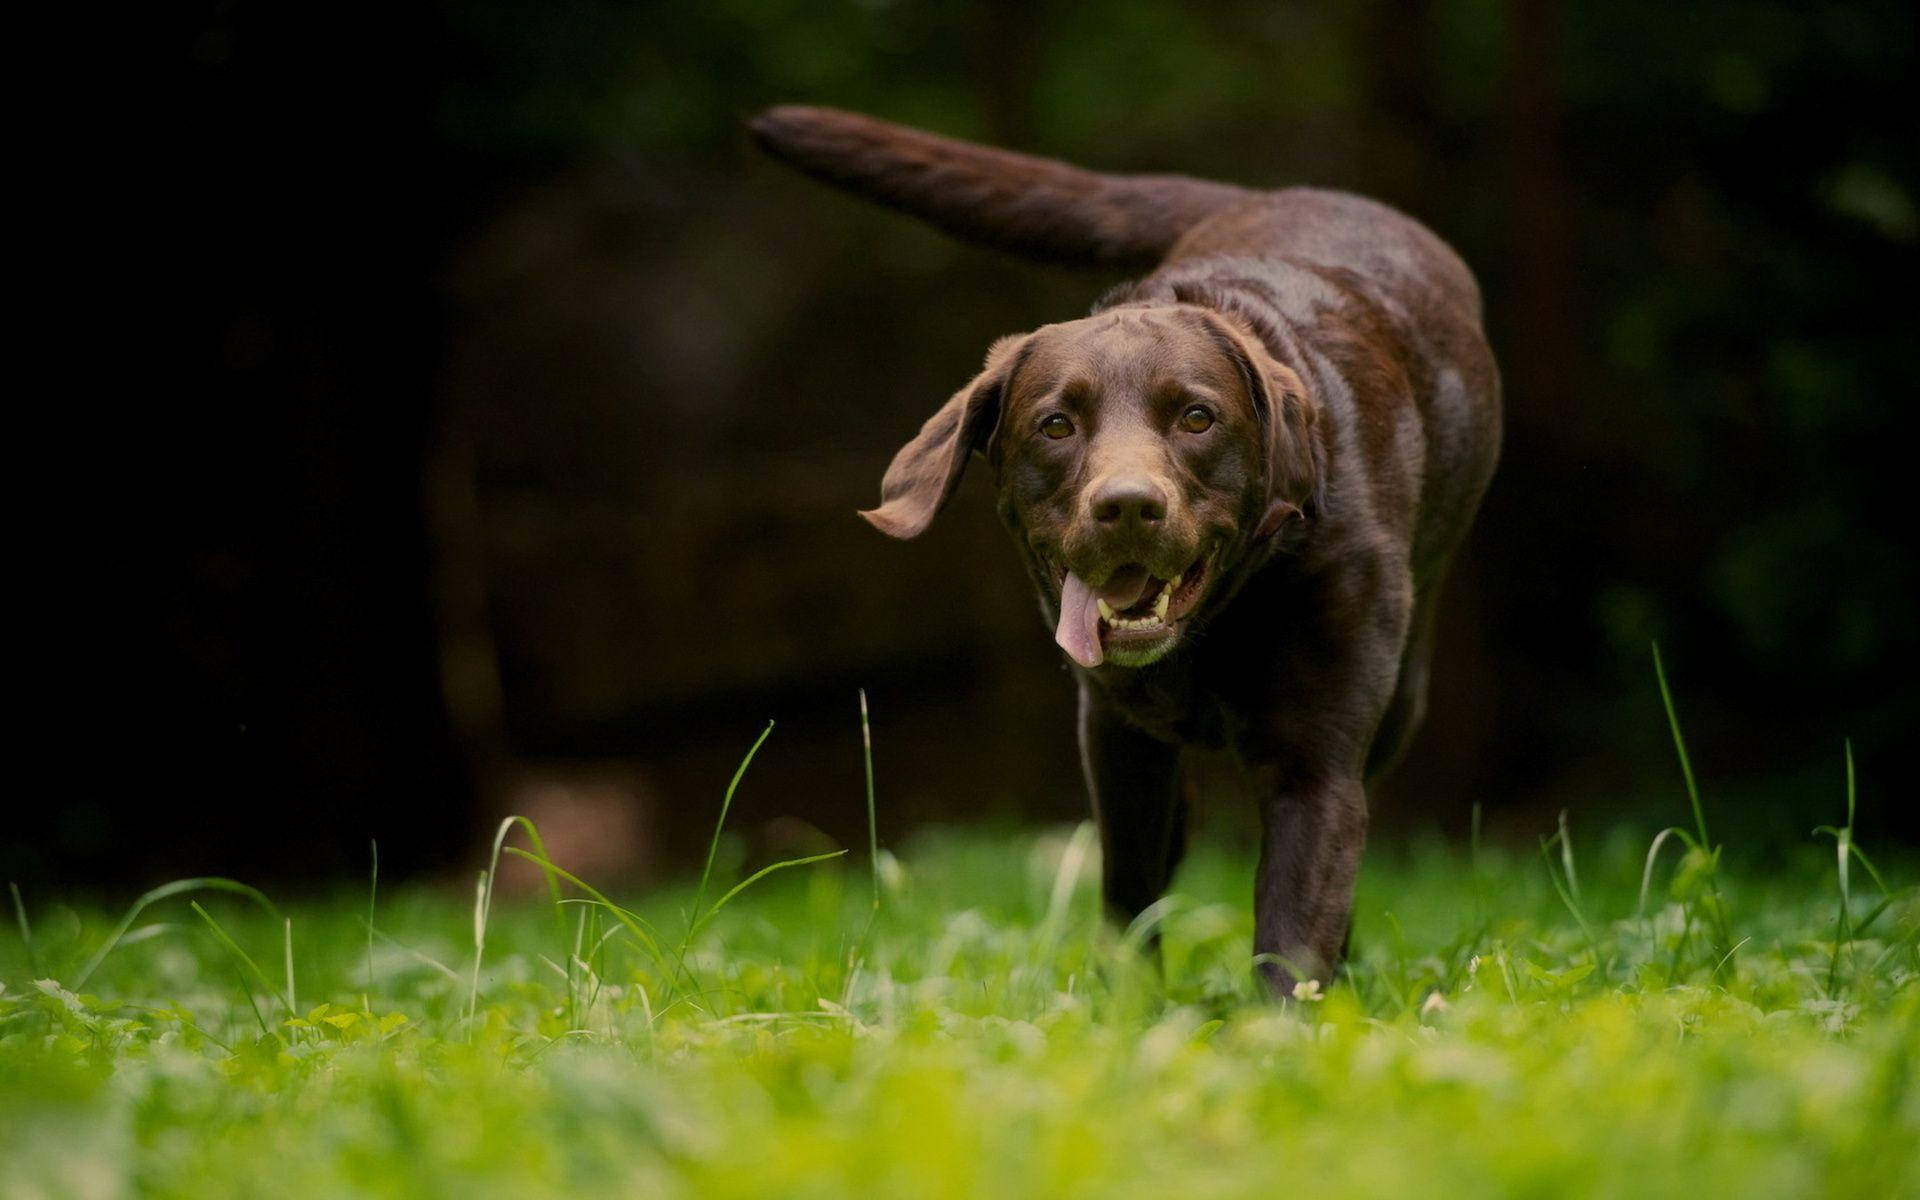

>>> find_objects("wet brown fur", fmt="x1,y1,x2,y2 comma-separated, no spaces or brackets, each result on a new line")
752,106,1501,991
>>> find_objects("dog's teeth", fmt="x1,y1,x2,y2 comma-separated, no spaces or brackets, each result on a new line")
1097,598,1116,622
1169,573,1183,592
1153,589,1170,620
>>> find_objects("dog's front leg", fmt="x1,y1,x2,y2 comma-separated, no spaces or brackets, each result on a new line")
1252,769,1367,996
1078,682,1184,929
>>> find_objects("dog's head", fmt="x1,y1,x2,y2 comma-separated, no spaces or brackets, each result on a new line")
863,304,1322,668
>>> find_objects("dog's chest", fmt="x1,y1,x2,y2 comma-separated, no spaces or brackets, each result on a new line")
1085,562,1329,748
1089,640,1269,748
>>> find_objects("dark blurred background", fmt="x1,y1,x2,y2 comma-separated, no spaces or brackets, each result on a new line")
15,0,1915,892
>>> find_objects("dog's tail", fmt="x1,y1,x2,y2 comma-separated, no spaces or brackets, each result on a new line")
749,105,1255,270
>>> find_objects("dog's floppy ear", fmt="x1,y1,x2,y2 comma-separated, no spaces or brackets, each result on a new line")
861,335,1027,539
1199,313,1323,538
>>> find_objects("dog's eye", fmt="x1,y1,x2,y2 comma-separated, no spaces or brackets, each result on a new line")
1039,414,1075,440
1179,404,1215,433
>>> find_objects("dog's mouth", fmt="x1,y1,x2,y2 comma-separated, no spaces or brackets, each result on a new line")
1049,552,1215,669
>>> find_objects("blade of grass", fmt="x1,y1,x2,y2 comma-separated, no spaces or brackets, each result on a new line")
1834,743,1893,899
1847,896,1897,942
215,958,275,1040
666,721,778,1004
188,900,292,1021
1637,827,1692,920
581,919,623,1026
1650,643,1734,972
283,918,296,1016
73,878,282,991
1539,812,1598,954
1813,738,1896,996
567,905,587,1028
468,869,488,1028
367,925,464,985
691,721,776,925
1044,822,1099,933
508,852,668,960
843,690,887,988
10,882,39,978
689,851,849,937
469,814,572,1027
113,924,175,950
860,690,879,912
1813,813,1854,998
1025,822,1099,1002
478,816,568,938
364,839,379,1012
1814,741,1858,996
1711,936,1751,979
1554,810,1584,910
633,980,656,1059
528,835,847,1012
1848,840,1892,900
1653,642,1711,849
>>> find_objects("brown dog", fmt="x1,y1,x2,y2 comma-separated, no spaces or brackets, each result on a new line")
752,106,1500,991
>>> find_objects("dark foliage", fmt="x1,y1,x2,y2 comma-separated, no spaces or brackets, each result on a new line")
14,0,1915,889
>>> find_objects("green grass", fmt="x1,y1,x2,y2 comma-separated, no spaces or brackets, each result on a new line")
4,704,1918,1197
3,824,1915,1198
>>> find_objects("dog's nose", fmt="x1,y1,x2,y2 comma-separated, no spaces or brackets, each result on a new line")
1089,474,1168,526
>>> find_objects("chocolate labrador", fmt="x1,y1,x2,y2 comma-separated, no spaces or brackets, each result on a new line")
752,106,1501,991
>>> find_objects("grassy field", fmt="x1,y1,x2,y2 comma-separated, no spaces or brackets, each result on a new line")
4,730,1917,1198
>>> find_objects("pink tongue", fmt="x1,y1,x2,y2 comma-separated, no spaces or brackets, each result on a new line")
1055,572,1105,668
1097,565,1152,610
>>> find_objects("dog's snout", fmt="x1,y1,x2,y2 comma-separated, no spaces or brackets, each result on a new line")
1089,474,1168,526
